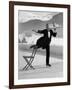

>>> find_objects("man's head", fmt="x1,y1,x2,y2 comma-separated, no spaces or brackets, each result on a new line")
46,23,49,31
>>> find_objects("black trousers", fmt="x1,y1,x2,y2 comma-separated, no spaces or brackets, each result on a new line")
46,46,50,65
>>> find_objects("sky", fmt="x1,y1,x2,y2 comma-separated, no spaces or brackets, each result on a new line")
18,10,59,23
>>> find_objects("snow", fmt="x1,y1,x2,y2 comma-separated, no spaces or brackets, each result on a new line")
19,33,63,46
18,51,63,79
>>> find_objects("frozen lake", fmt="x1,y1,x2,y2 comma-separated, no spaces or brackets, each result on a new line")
18,50,63,80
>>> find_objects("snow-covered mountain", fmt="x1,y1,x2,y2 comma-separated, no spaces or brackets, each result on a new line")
19,13,63,38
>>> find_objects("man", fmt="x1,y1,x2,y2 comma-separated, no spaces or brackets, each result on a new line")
31,23,57,66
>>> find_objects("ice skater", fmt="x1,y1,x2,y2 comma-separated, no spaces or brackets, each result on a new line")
30,23,57,67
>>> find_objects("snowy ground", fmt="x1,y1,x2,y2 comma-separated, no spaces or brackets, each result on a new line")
18,50,63,80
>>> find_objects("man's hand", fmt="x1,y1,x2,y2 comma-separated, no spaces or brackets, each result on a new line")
32,29,37,33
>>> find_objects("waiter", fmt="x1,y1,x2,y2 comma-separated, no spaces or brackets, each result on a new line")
32,23,57,66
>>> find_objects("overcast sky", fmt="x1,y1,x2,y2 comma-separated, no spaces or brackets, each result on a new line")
18,10,59,23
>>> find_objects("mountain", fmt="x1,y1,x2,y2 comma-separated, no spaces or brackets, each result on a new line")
18,19,46,34
18,13,63,38
48,13,63,38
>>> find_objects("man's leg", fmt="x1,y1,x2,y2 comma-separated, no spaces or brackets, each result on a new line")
46,46,51,66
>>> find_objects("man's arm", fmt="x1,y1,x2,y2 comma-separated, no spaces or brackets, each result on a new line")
50,29,57,37
37,29,46,34
32,29,45,34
